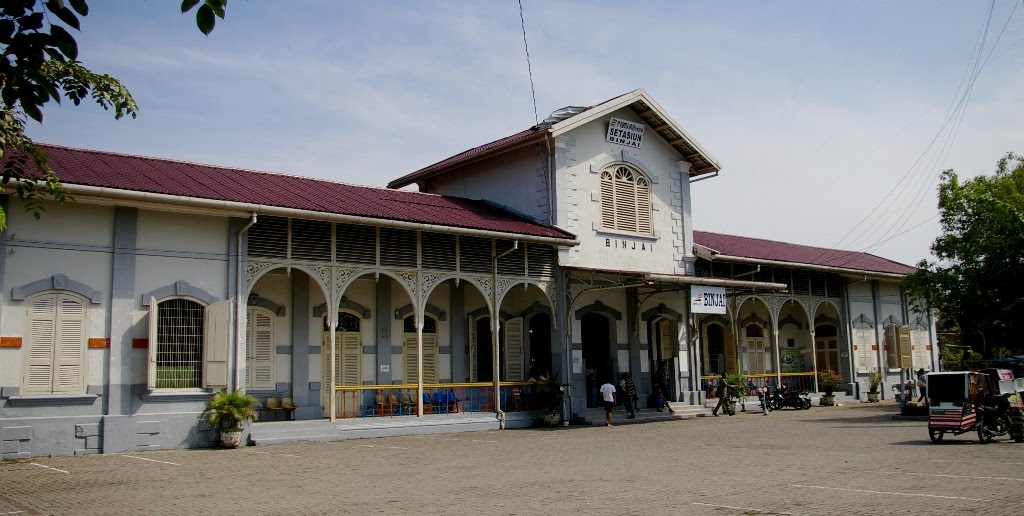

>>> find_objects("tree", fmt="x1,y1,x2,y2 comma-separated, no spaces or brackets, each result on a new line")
903,153,1024,358
0,0,227,229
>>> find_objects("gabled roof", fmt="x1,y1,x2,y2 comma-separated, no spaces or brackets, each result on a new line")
387,89,721,189
19,144,577,242
693,230,916,277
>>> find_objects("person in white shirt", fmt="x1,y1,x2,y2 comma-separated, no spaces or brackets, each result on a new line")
599,378,617,426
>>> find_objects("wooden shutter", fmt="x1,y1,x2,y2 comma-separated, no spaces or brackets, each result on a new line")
468,317,478,382
504,317,524,381
897,325,912,369
659,320,673,361
600,171,615,229
54,295,86,393
884,324,898,369
636,177,651,234
340,332,361,385
422,334,438,383
746,339,765,374
203,300,231,390
23,295,57,394
147,296,158,390
404,334,418,384
614,171,637,231
246,308,275,390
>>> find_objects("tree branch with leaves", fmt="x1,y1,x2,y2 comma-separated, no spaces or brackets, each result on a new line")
0,0,227,229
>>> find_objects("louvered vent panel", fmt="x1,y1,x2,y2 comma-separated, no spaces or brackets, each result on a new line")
527,244,556,277
336,224,377,265
422,232,456,271
810,272,827,297
694,260,712,278
379,228,417,267
792,270,810,295
824,273,841,298
460,236,492,274
290,219,332,261
497,241,524,276
248,216,288,258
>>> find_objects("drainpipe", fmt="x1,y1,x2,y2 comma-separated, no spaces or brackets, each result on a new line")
235,213,257,392
493,240,519,427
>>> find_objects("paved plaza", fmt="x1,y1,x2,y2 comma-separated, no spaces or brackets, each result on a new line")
2,402,1023,515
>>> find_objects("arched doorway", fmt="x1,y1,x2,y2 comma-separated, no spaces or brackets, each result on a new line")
704,323,725,375
582,312,612,406
528,313,551,378
815,324,840,372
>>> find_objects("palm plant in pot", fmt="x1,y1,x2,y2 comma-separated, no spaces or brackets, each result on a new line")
725,373,747,413
817,369,843,406
204,389,260,448
866,369,883,403
532,375,564,426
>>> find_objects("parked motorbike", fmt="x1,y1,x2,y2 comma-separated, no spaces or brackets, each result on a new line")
977,393,1015,444
768,387,811,410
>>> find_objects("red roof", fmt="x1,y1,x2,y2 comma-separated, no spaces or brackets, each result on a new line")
23,144,576,241
387,125,550,189
693,230,916,276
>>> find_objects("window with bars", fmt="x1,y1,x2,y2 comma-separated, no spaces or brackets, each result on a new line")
599,165,652,235
153,299,205,389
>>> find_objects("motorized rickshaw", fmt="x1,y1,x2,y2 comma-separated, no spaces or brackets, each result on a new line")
926,371,990,443
978,368,1024,443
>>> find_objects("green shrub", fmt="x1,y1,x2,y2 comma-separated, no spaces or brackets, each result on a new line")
867,369,884,393
817,369,843,395
204,389,260,430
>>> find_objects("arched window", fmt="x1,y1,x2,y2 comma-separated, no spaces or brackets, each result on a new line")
600,165,652,235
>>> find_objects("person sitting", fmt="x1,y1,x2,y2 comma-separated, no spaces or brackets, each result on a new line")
653,385,675,414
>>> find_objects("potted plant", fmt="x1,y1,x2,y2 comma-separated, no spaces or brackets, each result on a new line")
204,389,260,448
866,369,883,403
725,373,747,413
532,375,564,426
817,369,842,406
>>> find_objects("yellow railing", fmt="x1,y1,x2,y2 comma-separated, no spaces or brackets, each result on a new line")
700,372,818,398
328,382,535,419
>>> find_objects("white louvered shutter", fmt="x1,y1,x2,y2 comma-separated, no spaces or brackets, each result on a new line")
246,308,275,390
503,317,524,381
24,295,57,394
404,334,418,384
54,295,86,393
340,332,361,385
614,169,637,232
636,177,651,235
600,171,615,229
422,334,438,384
468,317,478,382
203,300,231,390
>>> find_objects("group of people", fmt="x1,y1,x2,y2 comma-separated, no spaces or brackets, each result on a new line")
595,362,676,427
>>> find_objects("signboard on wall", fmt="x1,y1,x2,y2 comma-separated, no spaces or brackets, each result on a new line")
606,117,645,148
780,349,805,373
691,285,727,314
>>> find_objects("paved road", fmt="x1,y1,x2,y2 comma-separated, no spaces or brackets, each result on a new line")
2,402,1023,515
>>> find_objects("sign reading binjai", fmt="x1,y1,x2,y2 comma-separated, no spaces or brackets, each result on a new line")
690,285,726,314
605,117,645,148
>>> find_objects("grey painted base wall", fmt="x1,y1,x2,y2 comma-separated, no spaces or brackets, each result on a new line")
1,413,217,459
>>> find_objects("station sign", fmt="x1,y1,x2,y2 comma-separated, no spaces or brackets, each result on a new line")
606,117,645,148
691,285,726,314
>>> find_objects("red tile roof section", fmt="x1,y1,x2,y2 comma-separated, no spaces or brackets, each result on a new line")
26,144,576,240
693,230,916,276
387,125,550,189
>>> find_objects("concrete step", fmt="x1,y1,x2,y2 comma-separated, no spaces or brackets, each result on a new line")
573,402,708,426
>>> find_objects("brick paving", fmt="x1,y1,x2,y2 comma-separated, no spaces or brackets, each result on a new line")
2,402,1023,515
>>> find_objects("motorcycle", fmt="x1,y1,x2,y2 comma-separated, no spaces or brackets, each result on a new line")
767,386,811,410
976,394,1014,443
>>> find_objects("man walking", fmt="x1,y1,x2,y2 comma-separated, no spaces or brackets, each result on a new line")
712,372,730,417
599,377,617,426
619,372,638,419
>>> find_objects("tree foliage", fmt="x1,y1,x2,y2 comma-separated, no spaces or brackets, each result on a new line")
903,153,1024,357
0,0,227,229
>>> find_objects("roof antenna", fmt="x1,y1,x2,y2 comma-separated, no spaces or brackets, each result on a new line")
518,0,539,126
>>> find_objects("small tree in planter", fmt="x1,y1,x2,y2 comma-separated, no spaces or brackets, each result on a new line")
866,369,884,403
817,370,843,406
532,376,564,426
204,389,260,448
725,373,747,413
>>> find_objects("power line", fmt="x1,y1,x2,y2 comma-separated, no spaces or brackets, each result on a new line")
518,0,538,126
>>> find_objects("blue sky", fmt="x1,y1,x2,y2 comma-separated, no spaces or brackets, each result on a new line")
28,1,1024,267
